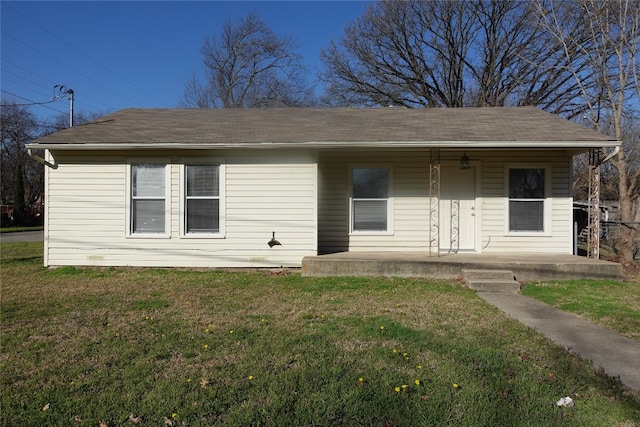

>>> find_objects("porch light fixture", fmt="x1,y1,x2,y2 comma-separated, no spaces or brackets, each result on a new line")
460,152,471,169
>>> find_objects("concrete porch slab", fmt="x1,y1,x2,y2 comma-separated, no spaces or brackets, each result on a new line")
301,252,623,282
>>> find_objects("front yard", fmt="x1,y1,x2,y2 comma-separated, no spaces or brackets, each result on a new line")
1,242,639,426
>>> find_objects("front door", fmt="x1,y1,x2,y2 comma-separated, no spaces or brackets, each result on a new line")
440,166,476,252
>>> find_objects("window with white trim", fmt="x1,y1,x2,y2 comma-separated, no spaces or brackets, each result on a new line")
130,163,167,234
184,164,220,234
508,168,545,232
352,167,389,232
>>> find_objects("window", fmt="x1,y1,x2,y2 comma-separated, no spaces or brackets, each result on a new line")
185,164,220,234
508,168,545,232
352,167,389,232
130,163,167,234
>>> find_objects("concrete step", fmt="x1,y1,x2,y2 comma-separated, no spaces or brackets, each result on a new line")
466,279,521,293
462,269,520,293
462,269,515,281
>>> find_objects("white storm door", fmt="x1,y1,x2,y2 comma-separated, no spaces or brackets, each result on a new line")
440,166,476,252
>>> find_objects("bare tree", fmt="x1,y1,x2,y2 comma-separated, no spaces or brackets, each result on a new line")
1,100,41,224
40,110,108,135
536,0,640,264
320,0,587,116
180,12,315,108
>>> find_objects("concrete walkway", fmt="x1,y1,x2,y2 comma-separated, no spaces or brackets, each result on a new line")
479,292,640,392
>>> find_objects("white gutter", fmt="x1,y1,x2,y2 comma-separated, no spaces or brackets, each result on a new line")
26,140,620,151
27,148,57,169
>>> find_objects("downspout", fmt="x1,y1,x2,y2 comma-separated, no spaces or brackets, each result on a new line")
601,145,620,164
27,148,57,169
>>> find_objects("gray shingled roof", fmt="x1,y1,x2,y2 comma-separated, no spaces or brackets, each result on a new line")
29,107,616,150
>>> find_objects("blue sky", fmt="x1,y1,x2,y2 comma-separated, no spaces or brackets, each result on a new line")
1,1,371,122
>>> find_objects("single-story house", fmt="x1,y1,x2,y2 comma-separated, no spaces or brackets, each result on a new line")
27,107,618,268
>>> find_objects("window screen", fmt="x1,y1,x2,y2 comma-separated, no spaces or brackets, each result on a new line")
509,168,545,232
185,165,220,233
352,168,389,232
131,164,166,234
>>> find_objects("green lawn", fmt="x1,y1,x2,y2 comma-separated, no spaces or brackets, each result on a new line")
522,277,640,343
2,242,639,426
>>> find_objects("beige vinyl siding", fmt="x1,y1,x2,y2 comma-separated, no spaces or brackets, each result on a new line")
44,147,575,267
319,151,432,252
44,150,317,267
478,150,573,254
318,149,574,255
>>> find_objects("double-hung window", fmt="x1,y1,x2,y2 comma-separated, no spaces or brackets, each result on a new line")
351,167,390,232
130,163,168,235
184,164,220,234
508,168,546,232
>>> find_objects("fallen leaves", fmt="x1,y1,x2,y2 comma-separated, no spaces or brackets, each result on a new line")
128,413,142,424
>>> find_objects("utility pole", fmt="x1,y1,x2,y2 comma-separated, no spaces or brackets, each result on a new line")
68,88,74,127
54,85,74,127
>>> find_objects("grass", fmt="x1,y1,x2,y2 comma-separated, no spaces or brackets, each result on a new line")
521,277,640,343
1,242,639,426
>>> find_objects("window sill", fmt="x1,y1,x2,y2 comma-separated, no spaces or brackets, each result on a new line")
349,231,394,236
126,233,171,239
180,233,225,239
506,231,551,237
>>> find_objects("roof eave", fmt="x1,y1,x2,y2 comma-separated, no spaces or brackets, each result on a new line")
27,140,619,151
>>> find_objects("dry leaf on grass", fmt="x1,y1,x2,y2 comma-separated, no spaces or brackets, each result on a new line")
128,413,142,424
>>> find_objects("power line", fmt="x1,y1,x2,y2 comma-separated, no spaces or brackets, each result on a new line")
2,66,112,113
2,31,144,108
1,72,53,95
0,89,67,114
3,2,168,106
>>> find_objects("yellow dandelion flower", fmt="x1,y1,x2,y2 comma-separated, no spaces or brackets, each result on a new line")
203,344,209,350
187,378,192,383
453,383,459,389
229,330,234,334
358,377,364,383
172,413,178,419
380,326,385,330
394,386,401,392
248,375,254,380
392,349,397,353
415,379,420,386
417,365,423,369
401,384,408,389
